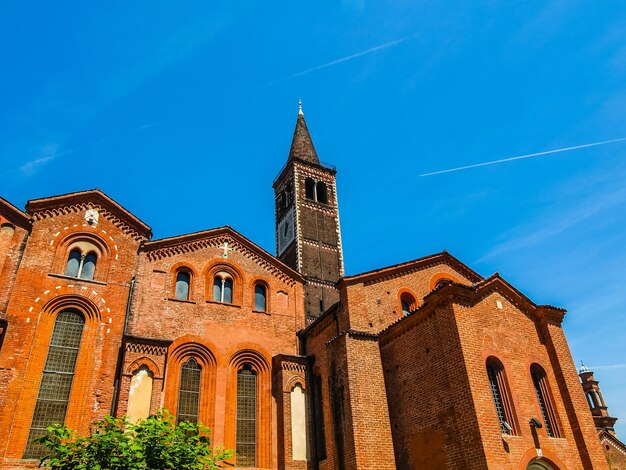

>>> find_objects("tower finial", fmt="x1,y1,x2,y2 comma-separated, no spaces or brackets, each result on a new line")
298,99,303,116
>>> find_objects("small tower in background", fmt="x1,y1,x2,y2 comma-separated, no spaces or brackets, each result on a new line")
579,362,618,435
273,103,344,323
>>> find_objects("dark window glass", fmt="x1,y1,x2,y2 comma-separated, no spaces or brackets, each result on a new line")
64,249,81,277
254,285,266,312
400,293,416,316
305,178,315,200
213,277,222,302
316,182,328,204
236,367,257,467
487,362,509,434
531,365,560,437
175,271,190,300
223,278,233,303
177,358,201,424
80,252,97,280
24,310,85,459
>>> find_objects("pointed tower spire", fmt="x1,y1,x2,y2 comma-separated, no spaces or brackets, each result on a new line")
288,100,320,164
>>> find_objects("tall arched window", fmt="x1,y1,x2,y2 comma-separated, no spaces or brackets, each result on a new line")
175,271,191,301
213,272,233,304
236,365,257,467
305,178,315,200
254,284,267,312
531,364,561,437
400,292,417,316
64,249,97,280
177,358,202,424
316,182,328,204
486,358,517,435
24,310,85,458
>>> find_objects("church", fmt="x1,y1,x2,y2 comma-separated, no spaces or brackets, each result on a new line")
0,106,622,469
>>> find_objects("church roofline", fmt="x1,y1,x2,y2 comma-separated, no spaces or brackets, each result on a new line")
599,429,626,454
0,196,32,229
339,251,483,287
379,273,566,344
26,189,152,239
143,226,305,283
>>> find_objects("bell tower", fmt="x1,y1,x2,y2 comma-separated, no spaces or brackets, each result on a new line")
579,363,618,435
273,103,344,323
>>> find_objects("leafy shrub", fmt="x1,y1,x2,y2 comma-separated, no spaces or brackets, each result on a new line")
35,410,232,470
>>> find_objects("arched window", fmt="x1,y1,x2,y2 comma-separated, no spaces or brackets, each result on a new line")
213,272,233,304
316,182,328,204
531,365,561,437
305,178,315,200
81,252,97,280
400,292,417,316
24,310,85,458
175,271,191,301
65,249,81,277
177,358,202,424
236,365,257,467
64,249,97,280
486,358,517,435
254,284,267,312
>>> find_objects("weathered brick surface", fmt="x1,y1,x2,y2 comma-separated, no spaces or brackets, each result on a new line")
0,193,146,464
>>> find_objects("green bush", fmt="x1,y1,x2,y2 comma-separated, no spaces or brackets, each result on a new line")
35,410,232,470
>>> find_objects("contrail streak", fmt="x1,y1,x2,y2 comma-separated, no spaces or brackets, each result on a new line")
261,35,416,88
419,136,626,177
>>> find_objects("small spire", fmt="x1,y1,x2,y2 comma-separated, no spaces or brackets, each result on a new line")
579,361,592,374
287,103,319,164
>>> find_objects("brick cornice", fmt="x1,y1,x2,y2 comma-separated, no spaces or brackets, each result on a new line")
0,196,31,230
339,251,483,287
26,190,151,241
143,226,304,286
379,273,566,346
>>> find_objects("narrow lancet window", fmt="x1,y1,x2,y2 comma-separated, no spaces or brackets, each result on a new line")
24,310,85,458
64,249,81,277
486,359,517,435
177,358,201,424
80,252,97,280
236,365,257,467
531,365,560,437
175,271,191,300
254,284,267,312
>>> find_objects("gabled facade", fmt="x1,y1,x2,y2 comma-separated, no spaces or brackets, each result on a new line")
0,108,618,469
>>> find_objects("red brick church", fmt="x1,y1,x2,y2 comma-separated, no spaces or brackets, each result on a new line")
0,107,623,469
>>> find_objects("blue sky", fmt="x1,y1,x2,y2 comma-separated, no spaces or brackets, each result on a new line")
2,1,626,434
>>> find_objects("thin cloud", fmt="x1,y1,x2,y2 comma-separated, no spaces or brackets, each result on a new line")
589,364,626,370
262,35,417,88
3,119,168,178
420,136,626,177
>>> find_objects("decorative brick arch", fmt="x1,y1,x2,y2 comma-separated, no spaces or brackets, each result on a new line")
125,356,162,378
169,262,198,301
397,288,419,316
249,276,272,312
224,345,272,468
518,447,566,470
164,338,218,430
429,272,463,291
204,260,245,305
52,231,114,283
10,294,104,456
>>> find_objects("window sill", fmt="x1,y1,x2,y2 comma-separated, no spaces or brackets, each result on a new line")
48,273,107,286
167,298,196,305
252,310,271,316
205,300,241,309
